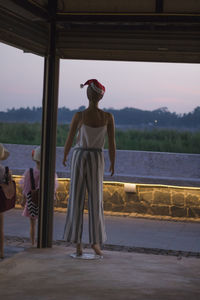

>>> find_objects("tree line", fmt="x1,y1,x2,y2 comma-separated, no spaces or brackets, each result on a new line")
0,106,200,129
0,122,200,154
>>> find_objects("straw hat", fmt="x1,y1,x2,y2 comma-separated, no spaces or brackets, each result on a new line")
32,146,41,162
0,144,10,161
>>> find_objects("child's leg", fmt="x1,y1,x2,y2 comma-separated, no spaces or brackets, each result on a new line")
0,213,4,258
30,218,36,246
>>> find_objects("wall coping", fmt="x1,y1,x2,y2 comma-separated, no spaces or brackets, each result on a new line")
2,144,200,187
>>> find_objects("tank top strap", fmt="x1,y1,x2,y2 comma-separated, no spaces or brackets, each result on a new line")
104,111,109,125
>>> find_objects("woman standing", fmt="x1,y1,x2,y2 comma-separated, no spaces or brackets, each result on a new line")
63,79,116,257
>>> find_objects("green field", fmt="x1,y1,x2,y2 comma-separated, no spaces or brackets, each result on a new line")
0,122,200,154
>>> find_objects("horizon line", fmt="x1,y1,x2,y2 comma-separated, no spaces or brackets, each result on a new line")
0,105,199,115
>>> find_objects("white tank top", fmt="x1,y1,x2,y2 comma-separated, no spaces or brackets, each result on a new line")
75,124,107,149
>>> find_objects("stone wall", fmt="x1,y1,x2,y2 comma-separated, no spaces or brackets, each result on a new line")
14,176,200,220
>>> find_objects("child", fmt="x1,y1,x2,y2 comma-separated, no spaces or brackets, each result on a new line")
20,146,41,246
21,146,58,246
0,143,10,259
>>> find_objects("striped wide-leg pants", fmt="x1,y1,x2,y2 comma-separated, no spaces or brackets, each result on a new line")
63,148,107,244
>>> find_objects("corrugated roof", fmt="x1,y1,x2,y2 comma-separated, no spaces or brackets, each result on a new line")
0,0,200,63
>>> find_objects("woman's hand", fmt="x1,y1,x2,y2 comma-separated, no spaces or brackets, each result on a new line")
63,156,67,167
109,163,115,176
107,113,116,177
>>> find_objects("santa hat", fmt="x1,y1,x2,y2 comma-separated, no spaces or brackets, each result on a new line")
80,79,105,95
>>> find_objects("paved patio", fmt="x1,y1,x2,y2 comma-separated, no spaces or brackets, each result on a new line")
1,209,200,299
0,246,200,300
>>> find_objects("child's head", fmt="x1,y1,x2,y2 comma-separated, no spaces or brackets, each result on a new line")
0,143,9,161
32,146,41,168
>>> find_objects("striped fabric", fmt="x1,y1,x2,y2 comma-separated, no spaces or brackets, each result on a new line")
63,148,107,244
26,191,38,217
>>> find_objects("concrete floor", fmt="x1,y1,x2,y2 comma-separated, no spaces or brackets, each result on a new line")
1,209,200,299
0,246,200,300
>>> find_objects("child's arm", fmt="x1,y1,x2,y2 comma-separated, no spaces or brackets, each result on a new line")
54,173,58,201
21,195,26,208
19,169,30,207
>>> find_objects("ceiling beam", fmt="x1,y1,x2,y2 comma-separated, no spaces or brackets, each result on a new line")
156,0,164,13
56,13,200,24
57,48,200,64
0,0,48,20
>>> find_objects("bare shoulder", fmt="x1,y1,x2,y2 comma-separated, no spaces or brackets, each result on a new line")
74,111,82,119
72,111,82,123
106,112,114,124
98,109,111,121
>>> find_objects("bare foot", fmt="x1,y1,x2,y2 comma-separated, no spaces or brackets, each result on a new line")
76,243,83,256
91,244,103,256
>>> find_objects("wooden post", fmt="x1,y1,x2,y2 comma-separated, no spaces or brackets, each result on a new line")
37,0,59,248
0,213,4,258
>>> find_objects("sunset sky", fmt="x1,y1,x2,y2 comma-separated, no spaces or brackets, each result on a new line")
0,43,200,114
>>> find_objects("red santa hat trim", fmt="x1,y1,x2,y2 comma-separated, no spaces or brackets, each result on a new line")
80,79,105,95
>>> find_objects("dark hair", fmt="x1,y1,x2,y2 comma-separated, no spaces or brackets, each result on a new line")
87,86,103,102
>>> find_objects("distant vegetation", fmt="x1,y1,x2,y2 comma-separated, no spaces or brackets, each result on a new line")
114,129,200,154
0,122,200,154
0,106,200,129
0,106,199,153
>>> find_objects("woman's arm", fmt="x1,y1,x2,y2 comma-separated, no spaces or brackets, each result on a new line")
107,113,116,176
63,112,81,166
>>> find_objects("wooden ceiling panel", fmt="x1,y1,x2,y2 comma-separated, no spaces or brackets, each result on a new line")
0,5,48,56
58,48,200,63
164,0,200,13
57,27,200,63
1,0,200,63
